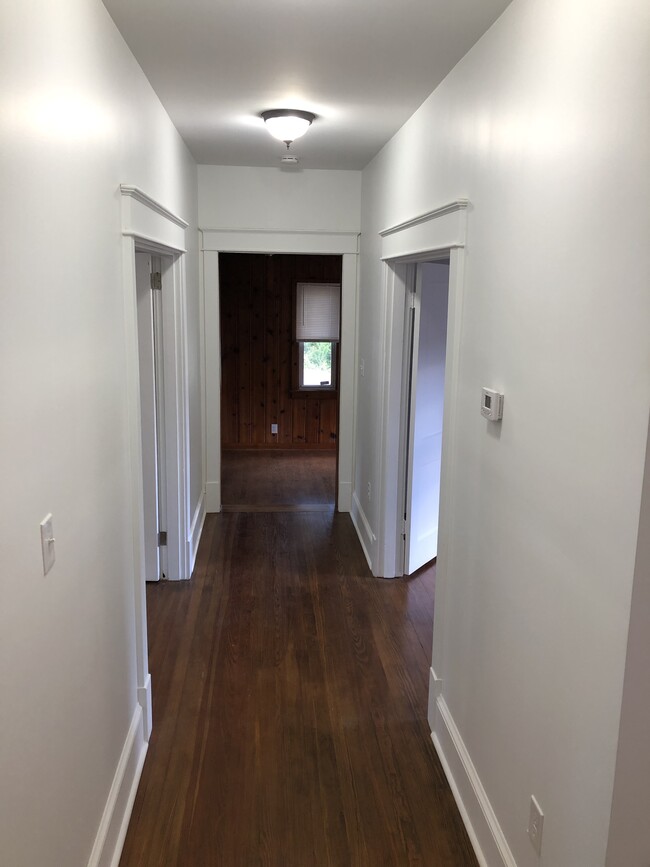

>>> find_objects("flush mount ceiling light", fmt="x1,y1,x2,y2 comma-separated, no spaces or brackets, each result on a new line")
261,109,315,147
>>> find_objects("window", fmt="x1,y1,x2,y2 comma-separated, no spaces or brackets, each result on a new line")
300,341,336,388
294,282,340,392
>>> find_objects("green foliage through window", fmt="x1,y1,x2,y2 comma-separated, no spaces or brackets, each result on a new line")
304,342,331,371
301,342,334,387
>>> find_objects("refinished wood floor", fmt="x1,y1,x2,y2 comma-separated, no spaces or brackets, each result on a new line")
221,449,336,509
119,511,478,867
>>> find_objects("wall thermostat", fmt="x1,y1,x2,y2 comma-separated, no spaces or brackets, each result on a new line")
481,387,504,421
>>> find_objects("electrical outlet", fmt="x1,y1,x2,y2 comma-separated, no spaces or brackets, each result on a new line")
40,513,56,575
271,423,278,434
528,796,544,857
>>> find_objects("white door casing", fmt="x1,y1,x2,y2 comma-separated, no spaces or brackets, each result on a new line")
121,185,191,740
377,200,467,580
376,200,468,721
201,229,359,513
135,252,161,582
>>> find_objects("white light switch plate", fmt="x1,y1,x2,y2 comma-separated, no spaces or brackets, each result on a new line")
40,513,55,575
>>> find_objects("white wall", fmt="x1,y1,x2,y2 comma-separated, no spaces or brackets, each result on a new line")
198,164,361,232
356,0,650,864
606,413,650,867
0,1,199,864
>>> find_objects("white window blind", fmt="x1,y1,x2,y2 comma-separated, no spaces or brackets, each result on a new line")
296,283,340,341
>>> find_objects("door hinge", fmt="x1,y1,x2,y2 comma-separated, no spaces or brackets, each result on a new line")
158,530,167,547
150,271,162,291
402,517,407,539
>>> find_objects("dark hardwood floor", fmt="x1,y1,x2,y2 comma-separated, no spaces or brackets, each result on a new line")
221,449,336,509
119,511,478,867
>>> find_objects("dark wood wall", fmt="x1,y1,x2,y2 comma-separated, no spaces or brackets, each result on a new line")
220,253,342,449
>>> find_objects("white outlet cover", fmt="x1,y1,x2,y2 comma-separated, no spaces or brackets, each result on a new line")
40,513,55,575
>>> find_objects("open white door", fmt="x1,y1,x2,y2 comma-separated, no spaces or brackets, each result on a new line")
404,262,450,574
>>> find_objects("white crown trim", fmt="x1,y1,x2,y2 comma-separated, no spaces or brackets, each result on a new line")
120,185,189,229
379,199,469,237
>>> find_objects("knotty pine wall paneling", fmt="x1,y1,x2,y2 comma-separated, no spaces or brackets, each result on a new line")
219,256,239,445
250,254,266,445
277,253,294,446
220,253,341,449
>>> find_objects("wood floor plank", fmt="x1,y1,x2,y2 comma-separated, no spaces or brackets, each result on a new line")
221,449,336,507
119,512,478,867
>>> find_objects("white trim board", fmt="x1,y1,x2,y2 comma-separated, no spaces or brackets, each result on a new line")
379,199,468,238
431,696,517,867
379,199,468,261
351,491,375,572
86,707,148,867
120,185,189,229
201,229,358,514
427,666,443,727
122,232,187,255
189,491,206,573
137,673,152,744
202,228,359,255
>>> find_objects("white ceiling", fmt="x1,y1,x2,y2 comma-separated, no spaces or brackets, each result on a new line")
102,0,511,170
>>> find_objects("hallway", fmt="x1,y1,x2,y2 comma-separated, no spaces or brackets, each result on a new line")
119,511,477,866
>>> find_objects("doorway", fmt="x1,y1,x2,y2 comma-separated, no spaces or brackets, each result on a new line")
133,248,188,582
201,228,359,515
403,261,450,574
120,183,192,745
218,252,340,511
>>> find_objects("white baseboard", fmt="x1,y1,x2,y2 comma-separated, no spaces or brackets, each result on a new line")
427,666,443,729
137,672,152,743
87,706,148,867
337,481,352,513
431,696,517,867
351,491,374,571
205,480,221,513
189,491,206,573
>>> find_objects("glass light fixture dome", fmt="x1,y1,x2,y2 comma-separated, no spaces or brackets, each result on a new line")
261,109,315,145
